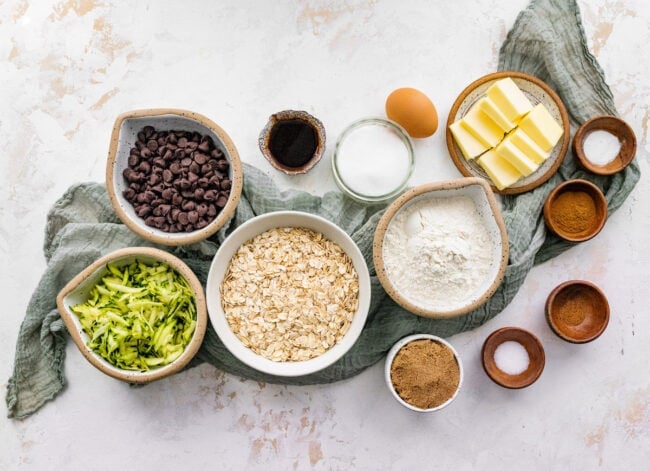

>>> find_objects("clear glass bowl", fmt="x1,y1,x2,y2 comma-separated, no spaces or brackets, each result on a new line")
332,118,415,204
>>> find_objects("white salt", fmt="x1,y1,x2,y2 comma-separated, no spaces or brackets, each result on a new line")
582,130,621,165
336,124,411,197
493,341,530,375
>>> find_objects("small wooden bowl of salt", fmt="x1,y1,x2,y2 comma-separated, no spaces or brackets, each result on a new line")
573,115,636,176
482,327,545,389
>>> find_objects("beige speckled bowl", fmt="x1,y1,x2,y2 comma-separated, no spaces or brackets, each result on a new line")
106,109,243,246
373,178,509,318
56,247,207,383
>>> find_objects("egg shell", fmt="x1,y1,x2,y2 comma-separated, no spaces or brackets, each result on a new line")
385,88,438,138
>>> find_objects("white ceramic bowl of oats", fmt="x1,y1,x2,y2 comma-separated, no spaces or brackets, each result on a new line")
206,210,371,377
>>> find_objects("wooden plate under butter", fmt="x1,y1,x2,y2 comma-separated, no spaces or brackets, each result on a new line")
446,71,570,195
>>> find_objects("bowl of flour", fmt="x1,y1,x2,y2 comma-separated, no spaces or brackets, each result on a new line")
373,178,509,318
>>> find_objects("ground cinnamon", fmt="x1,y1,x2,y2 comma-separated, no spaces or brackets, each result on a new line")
390,339,460,409
550,191,597,234
556,288,591,326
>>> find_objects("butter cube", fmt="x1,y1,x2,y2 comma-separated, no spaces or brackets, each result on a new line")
517,103,564,152
460,104,504,148
449,121,489,160
496,139,539,176
478,97,516,132
486,77,533,123
508,128,549,164
477,149,522,191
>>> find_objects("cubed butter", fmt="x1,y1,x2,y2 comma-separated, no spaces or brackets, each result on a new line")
496,139,539,176
486,77,533,123
460,104,504,148
508,128,549,164
517,103,564,152
478,97,516,132
477,149,522,190
449,121,489,160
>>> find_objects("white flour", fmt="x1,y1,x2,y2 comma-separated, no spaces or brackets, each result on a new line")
382,195,494,311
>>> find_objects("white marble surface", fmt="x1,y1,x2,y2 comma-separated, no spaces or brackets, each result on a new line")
1,0,649,469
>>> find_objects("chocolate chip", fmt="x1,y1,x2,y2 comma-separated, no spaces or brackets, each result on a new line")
194,152,208,165
123,188,136,201
216,195,228,208
122,125,232,234
181,200,196,211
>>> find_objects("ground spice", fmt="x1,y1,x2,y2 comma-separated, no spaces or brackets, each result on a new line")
556,288,591,326
390,339,460,409
268,118,317,168
550,191,597,234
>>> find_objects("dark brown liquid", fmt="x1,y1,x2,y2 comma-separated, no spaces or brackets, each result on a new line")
268,119,317,168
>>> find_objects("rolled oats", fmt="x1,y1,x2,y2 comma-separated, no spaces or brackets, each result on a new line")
220,227,359,362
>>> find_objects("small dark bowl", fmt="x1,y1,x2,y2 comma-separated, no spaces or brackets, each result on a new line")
546,280,610,343
543,179,607,243
573,115,636,176
258,110,326,175
482,327,545,389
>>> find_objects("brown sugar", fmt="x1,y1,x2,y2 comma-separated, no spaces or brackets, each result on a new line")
390,339,460,409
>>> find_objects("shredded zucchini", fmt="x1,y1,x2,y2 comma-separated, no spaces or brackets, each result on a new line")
71,259,197,371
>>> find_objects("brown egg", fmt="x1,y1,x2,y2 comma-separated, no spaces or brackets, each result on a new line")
385,88,438,138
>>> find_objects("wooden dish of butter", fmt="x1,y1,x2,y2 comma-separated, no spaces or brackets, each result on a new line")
446,71,570,195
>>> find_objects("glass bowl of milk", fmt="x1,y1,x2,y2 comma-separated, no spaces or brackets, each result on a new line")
332,118,414,203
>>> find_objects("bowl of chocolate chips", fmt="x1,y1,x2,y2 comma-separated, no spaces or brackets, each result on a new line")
106,109,243,246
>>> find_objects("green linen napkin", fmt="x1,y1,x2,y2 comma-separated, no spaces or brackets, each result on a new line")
6,0,640,419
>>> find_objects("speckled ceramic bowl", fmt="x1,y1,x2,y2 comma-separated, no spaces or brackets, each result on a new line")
106,109,243,246
56,247,207,383
373,178,509,318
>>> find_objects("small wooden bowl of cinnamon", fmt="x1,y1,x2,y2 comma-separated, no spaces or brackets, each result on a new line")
543,179,607,243
546,280,610,343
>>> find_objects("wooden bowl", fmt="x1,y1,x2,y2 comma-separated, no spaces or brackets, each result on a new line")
446,71,570,195
373,178,509,319
543,179,607,242
258,109,326,175
482,327,545,389
546,280,610,343
106,109,243,246
56,247,207,383
573,115,636,175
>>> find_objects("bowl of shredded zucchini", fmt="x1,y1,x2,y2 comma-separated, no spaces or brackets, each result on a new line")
57,247,207,383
